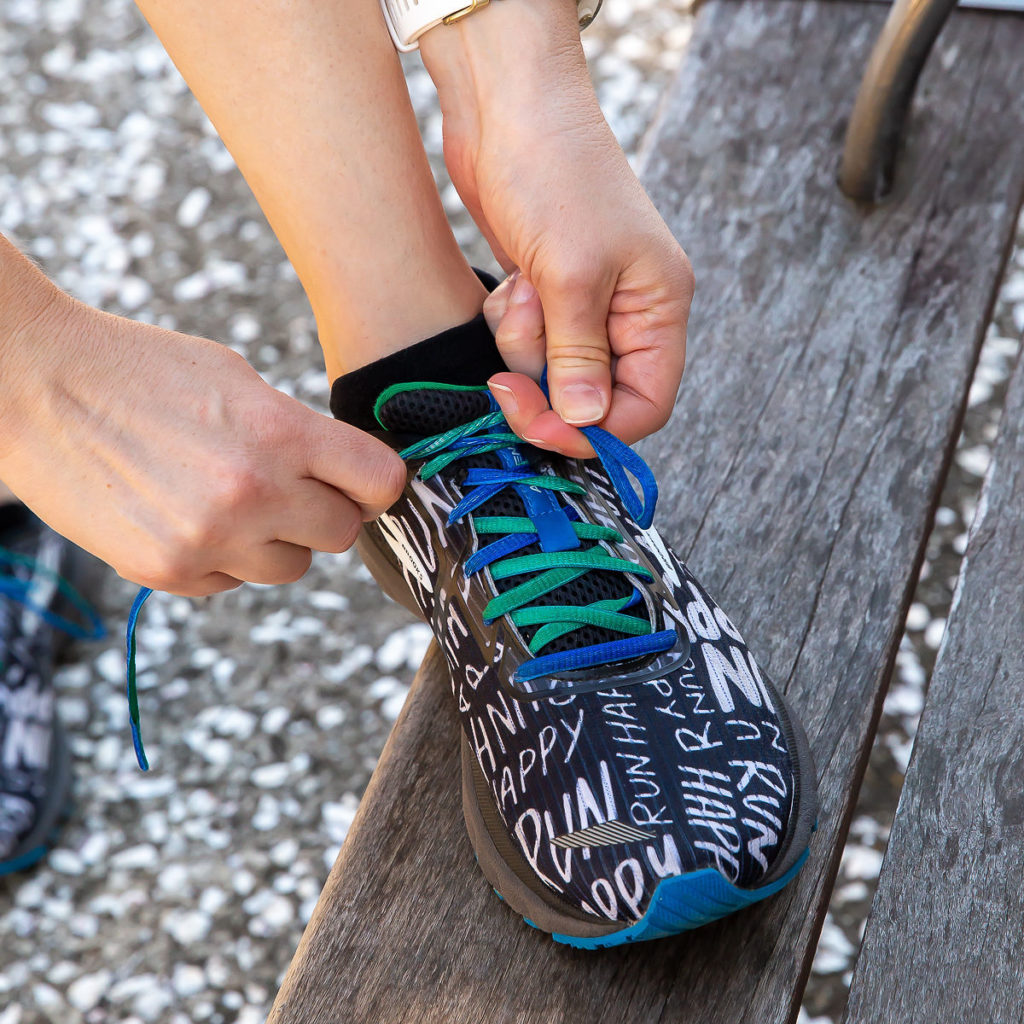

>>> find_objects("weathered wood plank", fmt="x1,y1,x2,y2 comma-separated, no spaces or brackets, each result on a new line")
843,334,1024,1022
270,4,1024,1022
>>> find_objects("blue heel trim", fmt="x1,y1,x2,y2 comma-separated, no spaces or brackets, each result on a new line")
0,804,73,877
548,847,811,949
0,842,51,877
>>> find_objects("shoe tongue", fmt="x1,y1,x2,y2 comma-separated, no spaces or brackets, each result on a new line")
329,309,507,434
374,384,492,437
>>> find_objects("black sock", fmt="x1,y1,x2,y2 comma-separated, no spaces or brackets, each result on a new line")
330,271,507,433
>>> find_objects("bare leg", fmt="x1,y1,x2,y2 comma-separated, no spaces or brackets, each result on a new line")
134,0,487,380
0,483,16,505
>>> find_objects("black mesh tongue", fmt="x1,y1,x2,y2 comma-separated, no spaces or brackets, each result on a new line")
328,303,658,669
375,386,492,437
330,310,506,433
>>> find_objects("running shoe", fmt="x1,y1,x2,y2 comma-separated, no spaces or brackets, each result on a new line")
328,311,818,948
0,503,106,876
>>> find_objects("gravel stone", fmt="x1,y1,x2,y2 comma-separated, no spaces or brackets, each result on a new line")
67,970,112,1012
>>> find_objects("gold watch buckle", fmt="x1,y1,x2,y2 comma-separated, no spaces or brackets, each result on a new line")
442,0,490,25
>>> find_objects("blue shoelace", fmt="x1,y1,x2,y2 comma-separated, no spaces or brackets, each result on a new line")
0,545,106,645
393,388,677,684
123,390,677,769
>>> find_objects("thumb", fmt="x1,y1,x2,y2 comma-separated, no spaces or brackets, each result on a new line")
539,271,615,427
482,272,516,335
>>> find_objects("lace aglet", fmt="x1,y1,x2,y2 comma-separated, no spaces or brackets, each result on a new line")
130,722,150,772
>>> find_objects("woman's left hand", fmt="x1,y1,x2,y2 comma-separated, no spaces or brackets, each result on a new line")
420,0,694,457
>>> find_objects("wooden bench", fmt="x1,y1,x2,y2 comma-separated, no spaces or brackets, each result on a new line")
269,2,1024,1020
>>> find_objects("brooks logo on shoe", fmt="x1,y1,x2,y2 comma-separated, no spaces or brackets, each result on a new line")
551,820,656,850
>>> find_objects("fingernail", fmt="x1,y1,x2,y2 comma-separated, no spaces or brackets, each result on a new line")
556,383,607,426
509,274,536,306
487,379,518,414
491,271,516,298
524,435,564,455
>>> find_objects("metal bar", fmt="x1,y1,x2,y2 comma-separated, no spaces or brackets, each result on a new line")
838,0,959,201
866,0,1024,11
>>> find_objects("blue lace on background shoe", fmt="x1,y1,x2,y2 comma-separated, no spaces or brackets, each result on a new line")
0,546,106,643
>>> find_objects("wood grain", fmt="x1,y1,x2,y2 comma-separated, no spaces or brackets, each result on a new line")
843,325,1024,1022
270,4,1024,1022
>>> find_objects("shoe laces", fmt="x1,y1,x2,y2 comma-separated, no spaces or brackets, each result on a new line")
389,382,678,685
121,383,680,770
0,544,106,674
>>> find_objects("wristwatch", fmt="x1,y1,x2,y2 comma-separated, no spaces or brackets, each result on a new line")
380,0,602,53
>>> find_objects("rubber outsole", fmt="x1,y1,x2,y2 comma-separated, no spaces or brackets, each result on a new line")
463,731,813,948
0,799,72,878
0,816,69,877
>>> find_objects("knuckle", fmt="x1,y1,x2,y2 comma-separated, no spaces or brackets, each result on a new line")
496,322,543,352
546,342,611,368
364,450,407,509
174,512,217,550
650,403,672,432
546,263,604,297
482,284,507,319
211,464,264,513
335,514,363,552
671,247,696,299
680,260,696,300
173,502,232,551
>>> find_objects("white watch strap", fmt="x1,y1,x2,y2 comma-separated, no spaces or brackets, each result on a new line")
380,0,602,52
380,0,478,52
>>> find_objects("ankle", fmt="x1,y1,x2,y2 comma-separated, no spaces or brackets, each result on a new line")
315,265,489,380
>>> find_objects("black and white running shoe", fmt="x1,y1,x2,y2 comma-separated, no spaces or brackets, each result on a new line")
328,313,818,948
0,503,105,876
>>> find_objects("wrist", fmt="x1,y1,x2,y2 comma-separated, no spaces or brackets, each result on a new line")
420,0,595,125
0,241,75,453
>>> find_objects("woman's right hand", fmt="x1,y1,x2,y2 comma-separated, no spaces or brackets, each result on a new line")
0,268,406,597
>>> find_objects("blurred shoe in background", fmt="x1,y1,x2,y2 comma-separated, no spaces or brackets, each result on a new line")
0,502,106,876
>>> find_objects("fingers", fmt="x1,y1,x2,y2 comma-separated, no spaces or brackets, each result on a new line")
534,267,616,428
127,534,314,595
599,252,693,443
485,253,690,454
598,344,686,445
160,572,244,599
282,478,365,553
488,372,595,459
302,414,407,520
130,481,363,595
185,481,363,591
219,539,314,587
482,274,512,335
484,272,547,381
